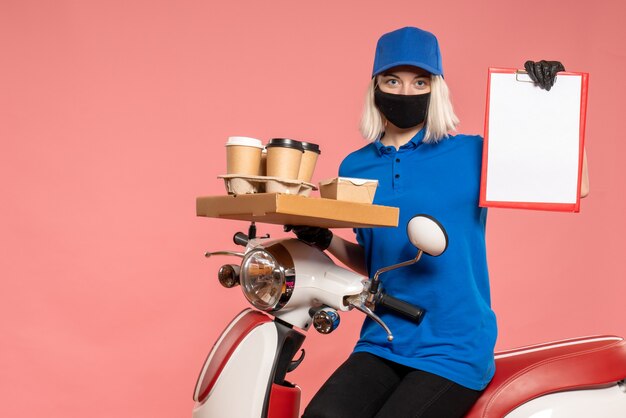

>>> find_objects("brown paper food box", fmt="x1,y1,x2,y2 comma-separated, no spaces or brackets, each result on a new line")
319,177,378,204
196,193,398,229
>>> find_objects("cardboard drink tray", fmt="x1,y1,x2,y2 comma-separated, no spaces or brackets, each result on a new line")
196,193,399,228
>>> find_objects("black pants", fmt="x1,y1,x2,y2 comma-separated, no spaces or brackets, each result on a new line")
302,352,483,418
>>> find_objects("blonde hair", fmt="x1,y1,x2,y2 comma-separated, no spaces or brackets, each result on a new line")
359,75,460,143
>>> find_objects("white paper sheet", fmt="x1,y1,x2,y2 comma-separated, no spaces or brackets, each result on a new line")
485,71,583,205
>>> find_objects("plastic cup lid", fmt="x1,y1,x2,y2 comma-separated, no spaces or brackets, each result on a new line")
301,141,321,154
266,138,304,151
226,136,264,148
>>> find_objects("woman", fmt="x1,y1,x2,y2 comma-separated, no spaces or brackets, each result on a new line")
293,26,588,418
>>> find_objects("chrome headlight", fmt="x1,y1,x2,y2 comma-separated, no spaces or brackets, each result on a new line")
240,246,294,312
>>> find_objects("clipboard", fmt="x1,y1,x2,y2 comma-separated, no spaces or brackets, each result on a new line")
480,67,589,212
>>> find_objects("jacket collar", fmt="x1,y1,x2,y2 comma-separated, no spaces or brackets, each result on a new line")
374,128,425,155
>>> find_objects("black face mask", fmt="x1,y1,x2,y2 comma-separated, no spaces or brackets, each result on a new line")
374,89,430,129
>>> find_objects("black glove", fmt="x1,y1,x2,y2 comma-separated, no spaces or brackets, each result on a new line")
524,60,565,91
284,225,333,251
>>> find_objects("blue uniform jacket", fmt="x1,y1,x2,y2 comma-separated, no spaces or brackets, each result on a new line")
339,129,497,390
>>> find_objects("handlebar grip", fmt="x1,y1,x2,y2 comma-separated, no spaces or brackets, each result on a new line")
379,293,425,324
233,232,249,247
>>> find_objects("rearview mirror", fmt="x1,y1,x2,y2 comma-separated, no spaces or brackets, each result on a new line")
406,215,448,257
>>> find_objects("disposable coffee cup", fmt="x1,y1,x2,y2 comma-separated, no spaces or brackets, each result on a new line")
225,136,263,176
259,148,267,177
265,138,304,180
297,141,321,182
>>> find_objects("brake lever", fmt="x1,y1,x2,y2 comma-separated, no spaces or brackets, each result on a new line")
204,251,245,258
350,301,393,342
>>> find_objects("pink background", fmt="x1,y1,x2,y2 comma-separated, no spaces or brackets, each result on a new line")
2,1,624,416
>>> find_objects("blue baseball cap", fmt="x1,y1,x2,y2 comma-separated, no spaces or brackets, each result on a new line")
372,27,443,77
